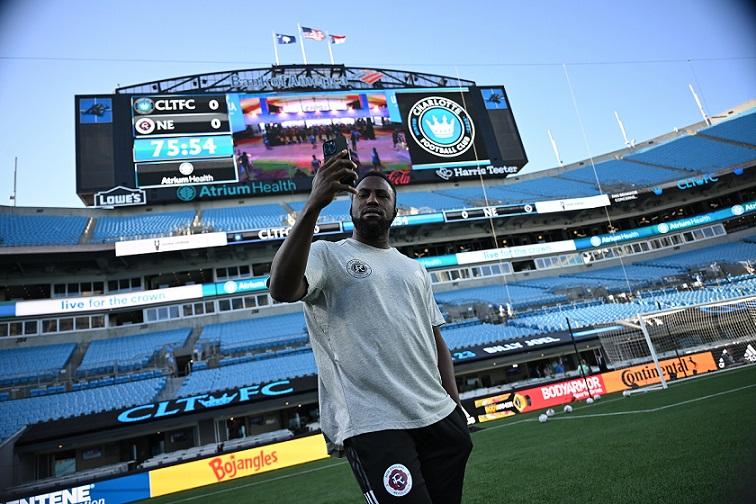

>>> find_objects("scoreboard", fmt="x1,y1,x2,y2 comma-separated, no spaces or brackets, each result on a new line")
75,69,528,207
131,96,237,188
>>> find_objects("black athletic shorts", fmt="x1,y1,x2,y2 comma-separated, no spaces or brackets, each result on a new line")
344,405,473,503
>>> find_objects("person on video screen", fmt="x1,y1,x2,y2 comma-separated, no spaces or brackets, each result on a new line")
268,151,472,503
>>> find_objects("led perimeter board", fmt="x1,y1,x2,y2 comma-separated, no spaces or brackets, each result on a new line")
75,66,527,206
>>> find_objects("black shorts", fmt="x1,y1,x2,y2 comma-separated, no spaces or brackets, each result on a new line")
344,406,473,503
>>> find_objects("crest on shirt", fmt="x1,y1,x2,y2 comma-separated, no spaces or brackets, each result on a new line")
383,463,412,496
346,258,372,279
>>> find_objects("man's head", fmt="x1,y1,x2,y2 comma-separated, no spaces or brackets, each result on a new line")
350,171,397,241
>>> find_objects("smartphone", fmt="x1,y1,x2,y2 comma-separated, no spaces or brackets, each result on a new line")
322,135,355,186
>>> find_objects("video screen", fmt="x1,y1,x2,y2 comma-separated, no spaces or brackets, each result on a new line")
229,91,411,182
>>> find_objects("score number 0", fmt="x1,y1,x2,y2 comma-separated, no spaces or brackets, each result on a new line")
150,138,217,157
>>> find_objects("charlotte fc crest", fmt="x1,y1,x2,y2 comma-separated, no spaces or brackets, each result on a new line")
408,96,475,158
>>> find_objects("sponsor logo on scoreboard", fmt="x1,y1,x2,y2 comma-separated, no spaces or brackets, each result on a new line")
94,186,146,207
434,165,518,180
173,180,297,201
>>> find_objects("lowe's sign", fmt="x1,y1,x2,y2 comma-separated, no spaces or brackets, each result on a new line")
117,380,294,423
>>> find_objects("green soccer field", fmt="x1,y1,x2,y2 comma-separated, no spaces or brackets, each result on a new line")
137,365,756,504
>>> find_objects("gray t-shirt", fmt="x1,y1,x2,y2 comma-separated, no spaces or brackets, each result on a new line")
302,238,456,449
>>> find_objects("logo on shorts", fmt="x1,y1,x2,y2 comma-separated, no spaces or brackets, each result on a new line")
346,259,372,279
383,463,412,497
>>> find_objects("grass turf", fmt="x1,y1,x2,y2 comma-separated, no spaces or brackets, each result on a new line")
137,364,756,504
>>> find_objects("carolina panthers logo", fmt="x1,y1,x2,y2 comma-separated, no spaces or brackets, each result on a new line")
346,259,372,279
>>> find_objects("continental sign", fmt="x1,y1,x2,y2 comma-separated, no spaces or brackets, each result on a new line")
602,351,718,393
148,435,328,497
463,351,718,423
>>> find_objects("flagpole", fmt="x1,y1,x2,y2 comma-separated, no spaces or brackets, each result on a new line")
272,31,280,66
297,23,308,65
326,32,335,65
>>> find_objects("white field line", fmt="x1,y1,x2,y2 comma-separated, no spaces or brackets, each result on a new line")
552,383,756,420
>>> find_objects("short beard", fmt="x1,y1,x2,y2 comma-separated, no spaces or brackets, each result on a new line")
352,215,393,240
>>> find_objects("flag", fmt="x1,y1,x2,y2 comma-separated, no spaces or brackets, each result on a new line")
275,33,296,44
360,71,384,85
301,26,326,41
330,34,347,45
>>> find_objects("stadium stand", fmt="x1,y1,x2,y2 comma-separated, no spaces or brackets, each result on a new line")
435,283,568,309
77,328,191,376
0,215,87,246
699,108,756,145
491,177,599,199
560,160,684,188
625,135,756,172
645,240,756,269
200,313,309,354
90,211,195,243
395,191,469,211
289,199,351,223
0,377,166,441
441,323,538,350
177,351,317,398
202,204,288,231
0,343,76,386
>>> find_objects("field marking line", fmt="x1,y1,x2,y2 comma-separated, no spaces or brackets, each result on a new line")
552,383,756,421
156,459,348,503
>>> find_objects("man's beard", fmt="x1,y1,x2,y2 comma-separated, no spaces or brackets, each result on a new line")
352,214,393,240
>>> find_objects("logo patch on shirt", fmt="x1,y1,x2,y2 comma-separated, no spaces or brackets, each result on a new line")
346,258,372,278
383,463,412,497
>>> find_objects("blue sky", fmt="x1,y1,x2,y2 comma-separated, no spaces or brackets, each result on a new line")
0,0,753,208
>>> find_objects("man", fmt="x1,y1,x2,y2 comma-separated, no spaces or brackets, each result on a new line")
269,150,472,503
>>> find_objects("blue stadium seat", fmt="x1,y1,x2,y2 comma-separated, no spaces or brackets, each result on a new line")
289,199,351,223
625,135,756,172
435,283,567,309
644,241,756,269
560,160,683,189
177,351,316,397
203,204,287,231
0,215,87,247
200,313,308,354
395,191,469,211
0,377,165,441
77,328,191,376
0,343,76,386
441,323,538,350
699,109,756,146
489,178,599,199
91,211,195,243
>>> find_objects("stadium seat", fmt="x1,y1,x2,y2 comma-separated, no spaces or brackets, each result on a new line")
202,204,288,231
0,377,166,441
91,211,195,243
77,328,191,376
177,351,317,398
625,135,756,172
200,313,309,354
0,343,76,386
0,215,88,247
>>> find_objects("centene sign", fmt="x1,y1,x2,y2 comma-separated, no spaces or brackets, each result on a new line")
118,380,294,423
14,284,203,318
4,484,96,504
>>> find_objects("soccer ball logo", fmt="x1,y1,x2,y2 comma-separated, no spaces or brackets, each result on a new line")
383,464,412,497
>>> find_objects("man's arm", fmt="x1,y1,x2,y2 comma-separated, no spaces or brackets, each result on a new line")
433,326,460,406
268,151,356,302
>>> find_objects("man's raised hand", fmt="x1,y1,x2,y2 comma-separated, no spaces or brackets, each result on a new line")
307,150,357,211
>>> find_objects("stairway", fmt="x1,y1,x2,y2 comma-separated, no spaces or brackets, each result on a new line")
154,376,186,402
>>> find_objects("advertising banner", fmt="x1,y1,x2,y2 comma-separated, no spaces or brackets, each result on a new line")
3,472,151,504
13,285,204,317
148,435,328,497
466,374,608,423
534,194,610,214
601,351,718,393
115,232,227,257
